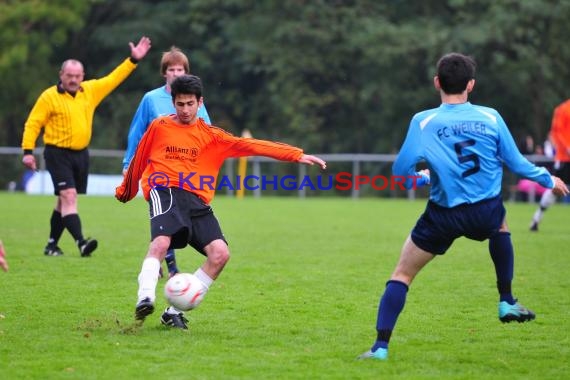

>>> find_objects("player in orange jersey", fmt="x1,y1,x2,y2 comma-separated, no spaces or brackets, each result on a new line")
530,99,570,231
116,74,326,329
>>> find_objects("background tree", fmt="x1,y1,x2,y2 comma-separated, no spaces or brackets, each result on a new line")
2,0,570,159
0,0,90,147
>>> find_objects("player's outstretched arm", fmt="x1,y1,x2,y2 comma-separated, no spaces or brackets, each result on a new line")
298,154,326,170
551,175,569,197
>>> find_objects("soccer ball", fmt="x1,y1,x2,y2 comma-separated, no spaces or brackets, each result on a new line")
164,273,206,311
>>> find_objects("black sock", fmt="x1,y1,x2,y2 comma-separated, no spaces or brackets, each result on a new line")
48,210,65,246
62,214,84,245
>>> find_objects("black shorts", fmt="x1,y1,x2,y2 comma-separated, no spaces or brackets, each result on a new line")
554,162,570,183
43,145,89,195
411,196,506,255
148,187,227,254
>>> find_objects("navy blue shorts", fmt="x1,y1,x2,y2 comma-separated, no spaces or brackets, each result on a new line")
411,196,506,255
149,187,227,254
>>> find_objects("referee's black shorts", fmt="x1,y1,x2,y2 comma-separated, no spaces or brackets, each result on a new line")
148,187,227,254
43,145,89,195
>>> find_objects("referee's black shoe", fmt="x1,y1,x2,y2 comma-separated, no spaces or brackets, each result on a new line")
79,238,98,257
44,244,64,256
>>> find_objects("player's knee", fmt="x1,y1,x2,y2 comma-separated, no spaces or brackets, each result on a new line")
207,243,230,267
59,188,77,205
213,249,230,267
149,236,171,259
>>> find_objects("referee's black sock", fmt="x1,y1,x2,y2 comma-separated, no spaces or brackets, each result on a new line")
62,214,84,245
48,210,65,246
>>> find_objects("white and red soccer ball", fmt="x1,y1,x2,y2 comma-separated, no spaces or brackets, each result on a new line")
164,273,206,311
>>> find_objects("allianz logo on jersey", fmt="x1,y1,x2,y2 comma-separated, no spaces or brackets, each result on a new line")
165,146,199,157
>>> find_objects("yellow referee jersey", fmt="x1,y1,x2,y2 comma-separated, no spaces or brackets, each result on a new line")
22,58,138,151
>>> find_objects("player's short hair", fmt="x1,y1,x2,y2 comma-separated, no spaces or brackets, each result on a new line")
160,46,190,75
436,53,476,95
171,75,203,101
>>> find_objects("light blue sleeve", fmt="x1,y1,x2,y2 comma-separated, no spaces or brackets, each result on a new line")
392,117,429,189
122,96,151,170
198,102,211,124
496,115,554,188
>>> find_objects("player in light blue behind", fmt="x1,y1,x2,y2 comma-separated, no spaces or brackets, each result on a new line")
359,53,569,361
123,46,211,279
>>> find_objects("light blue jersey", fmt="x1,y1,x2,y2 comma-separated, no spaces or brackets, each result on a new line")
122,85,211,170
393,102,553,207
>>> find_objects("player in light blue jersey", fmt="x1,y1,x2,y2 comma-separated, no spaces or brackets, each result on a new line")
123,47,211,173
122,47,211,281
359,53,569,361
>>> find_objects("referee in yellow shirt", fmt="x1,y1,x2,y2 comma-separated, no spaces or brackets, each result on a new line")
21,36,151,257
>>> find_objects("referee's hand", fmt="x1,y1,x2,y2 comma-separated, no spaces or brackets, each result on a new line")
22,154,37,171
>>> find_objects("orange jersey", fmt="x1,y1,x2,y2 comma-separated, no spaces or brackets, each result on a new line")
551,99,570,162
116,117,303,203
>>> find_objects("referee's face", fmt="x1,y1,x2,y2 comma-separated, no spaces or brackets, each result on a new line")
60,62,84,94
174,94,203,125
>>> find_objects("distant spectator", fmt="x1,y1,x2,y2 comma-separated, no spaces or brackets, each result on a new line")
15,169,36,192
516,178,547,202
530,99,570,231
519,134,536,155
0,240,8,272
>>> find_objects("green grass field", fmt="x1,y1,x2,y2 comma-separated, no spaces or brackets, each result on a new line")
0,193,569,379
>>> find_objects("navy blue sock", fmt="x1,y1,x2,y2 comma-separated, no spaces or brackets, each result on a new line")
165,249,178,274
489,232,515,304
372,280,409,351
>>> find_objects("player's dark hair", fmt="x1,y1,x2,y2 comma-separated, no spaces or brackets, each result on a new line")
170,74,202,101
436,53,476,95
